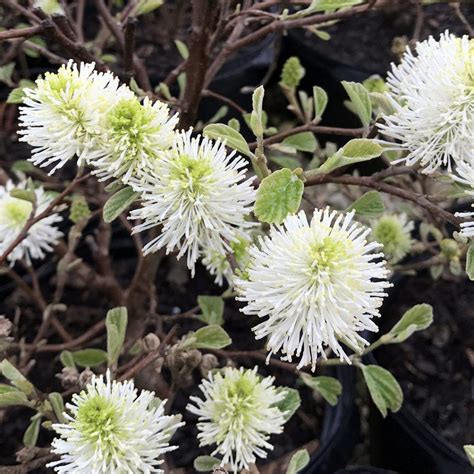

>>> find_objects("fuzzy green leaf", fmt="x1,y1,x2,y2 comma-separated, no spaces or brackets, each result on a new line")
300,374,342,406
342,81,372,128
466,243,474,281
193,456,221,472
198,295,224,326
183,325,231,350
286,449,310,474
274,387,301,422
72,349,108,368
23,414,42,447
203,124,254,159
385,304,433,344
0,386,29,407
106,307,128,365
59,350,76,369
348,191,384,217
250,85,265,137
103,186,139,223
48,392,66,423
282,132,317,152
361,364,403,418
254,169,304,224
313,86,328,119
0,360,34,395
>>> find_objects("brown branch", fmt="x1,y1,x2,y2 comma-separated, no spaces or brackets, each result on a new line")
118,325,178,381
202,89,247,115
303,172,461,227
123,17,137,82
249,124,365,150
0,26,42,41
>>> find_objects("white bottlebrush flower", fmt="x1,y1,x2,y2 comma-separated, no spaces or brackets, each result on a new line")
0,181,62,264
92,96,178,183
130,130,256,275
371,214,414,264
454,161,474,238
18,61,132,174
187,366,287,472
49,371,183,474
378,32,474,174
236,208,391,370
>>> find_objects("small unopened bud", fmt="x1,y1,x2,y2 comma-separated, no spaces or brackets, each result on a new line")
143,333,161,352
200,353,219,377
69,194,91,224
57,367,79,389
440,238,461,260
280,56,305,89
185,349,202,369
78,368,94,388
392,36,408,57
0,316,12,338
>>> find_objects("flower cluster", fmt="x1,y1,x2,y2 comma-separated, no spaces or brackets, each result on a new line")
0,181,62,264
19,61,255,276
378,32,474,174
49,372,183,474
237,208,391,370
187,366,288,472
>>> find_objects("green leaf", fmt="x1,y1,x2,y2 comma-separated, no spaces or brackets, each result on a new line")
282,132,317,152
0,360,34,395
72,349,108,368
198,296,224,326
11,160,37,173
193,456,221,472
361,364,403,418
23,414,42,447
104,180,123,193
289,0,362,16
342,81,372,128
254,169,304,224
0,63,15,87
300,374,342,406
274,387,301,422
464,445,474,467
103,186,139,223
59,350,76,369
174,39,189,59
136,0,164,15
384,304,433,344
286,449,311,474
250,85,265,137
183,325,231,350
7,80,35,104
347,191,384,217
466,243,474,281
316,138,383,174
48,392,66,423
0,386,29,407
313,86,328,119
10,188,36,204
203,124,254,159
106,307,128,365
227,118,240,131
269,155,301,170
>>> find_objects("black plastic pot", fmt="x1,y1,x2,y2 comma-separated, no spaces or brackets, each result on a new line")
303,365,359,474
365,352,471,474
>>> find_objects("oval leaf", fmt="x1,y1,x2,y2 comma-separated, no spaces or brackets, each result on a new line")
72,349,108,368
300,373,342,406
286,449,310,474
282,132,317,152
198,295,224,326
313,85,328,119
274,387,301,423
106,307,128,365
342,81,372,128
194,455,221,472
466,242,474,281
103,186,139,223
385,304,433,344
254,169,304,224
348,191,384,217
203,124,253,159
361,364,403,418
185,325,231,350
23,414,42,447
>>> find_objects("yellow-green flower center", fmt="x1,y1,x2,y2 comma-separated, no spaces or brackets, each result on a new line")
0,198,33,227
308,236,346,274
169,153,213,197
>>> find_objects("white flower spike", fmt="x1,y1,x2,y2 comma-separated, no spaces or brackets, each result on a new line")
371,214,414,264
187,366,287,472
0,181,62,264
237,208,391,370
378,32,474,174
454,161,474,238
92,96,178,183
49,371,183,474
19,61,132,174
131,130,256,275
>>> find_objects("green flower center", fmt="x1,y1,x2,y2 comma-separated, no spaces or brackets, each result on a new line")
75,395,121,453
373,218,404,254
169,153,213,197
0,198,33,227
308,236,347,274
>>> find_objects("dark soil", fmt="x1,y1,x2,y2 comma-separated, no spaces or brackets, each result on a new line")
376,275,474,449
291,2,474,76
